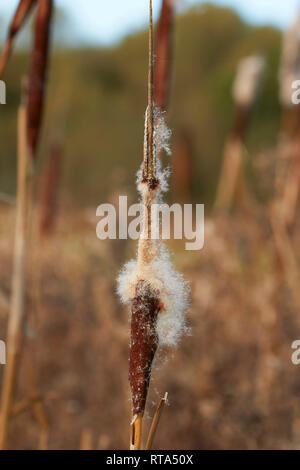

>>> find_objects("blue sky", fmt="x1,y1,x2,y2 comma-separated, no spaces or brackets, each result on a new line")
1,0,300,45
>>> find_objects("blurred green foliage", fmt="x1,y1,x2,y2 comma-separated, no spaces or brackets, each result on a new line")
0,4,282,207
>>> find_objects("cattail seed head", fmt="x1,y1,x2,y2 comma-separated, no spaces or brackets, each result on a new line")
117,112,190,416
118,0,189,421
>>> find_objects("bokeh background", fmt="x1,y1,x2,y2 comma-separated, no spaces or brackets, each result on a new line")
1,0,300,450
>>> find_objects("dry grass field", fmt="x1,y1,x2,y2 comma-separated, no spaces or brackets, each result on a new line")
1,204,300,449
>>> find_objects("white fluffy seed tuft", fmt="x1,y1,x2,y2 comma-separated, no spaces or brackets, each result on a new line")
117,243,190,347
154,107,172,157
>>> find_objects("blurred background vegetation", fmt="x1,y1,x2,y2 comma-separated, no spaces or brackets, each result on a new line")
2,2,300,450
0,3,282,207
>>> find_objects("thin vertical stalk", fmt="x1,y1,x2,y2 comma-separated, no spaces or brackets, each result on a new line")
145,392,168,450
0,83,29,450
80,428,93,450
130,414,143,450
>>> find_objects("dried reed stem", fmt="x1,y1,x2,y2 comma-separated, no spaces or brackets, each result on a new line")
80,428,93,450
145,392,168,450
0,83,29,450
215,119,251,211
215,56,264,210
0,0,36,78
215,138,245,210
130,413,143,450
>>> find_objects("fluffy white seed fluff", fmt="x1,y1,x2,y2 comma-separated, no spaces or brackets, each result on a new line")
233,55,265,107
117,243,190,347
154,107,172,157
117,107,190,347
143,106,172,179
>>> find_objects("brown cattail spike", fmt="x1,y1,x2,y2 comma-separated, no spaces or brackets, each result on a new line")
154,0,174,111
129,280,160,417
0,0,37,78
27,0,53,159
9,0,36,38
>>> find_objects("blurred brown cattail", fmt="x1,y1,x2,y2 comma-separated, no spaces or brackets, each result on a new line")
27,0,53,159
275,14,300,225
154,0,174,111
38,141,62,237
172,129,193,201
215,55,265,210
0,0,37,78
